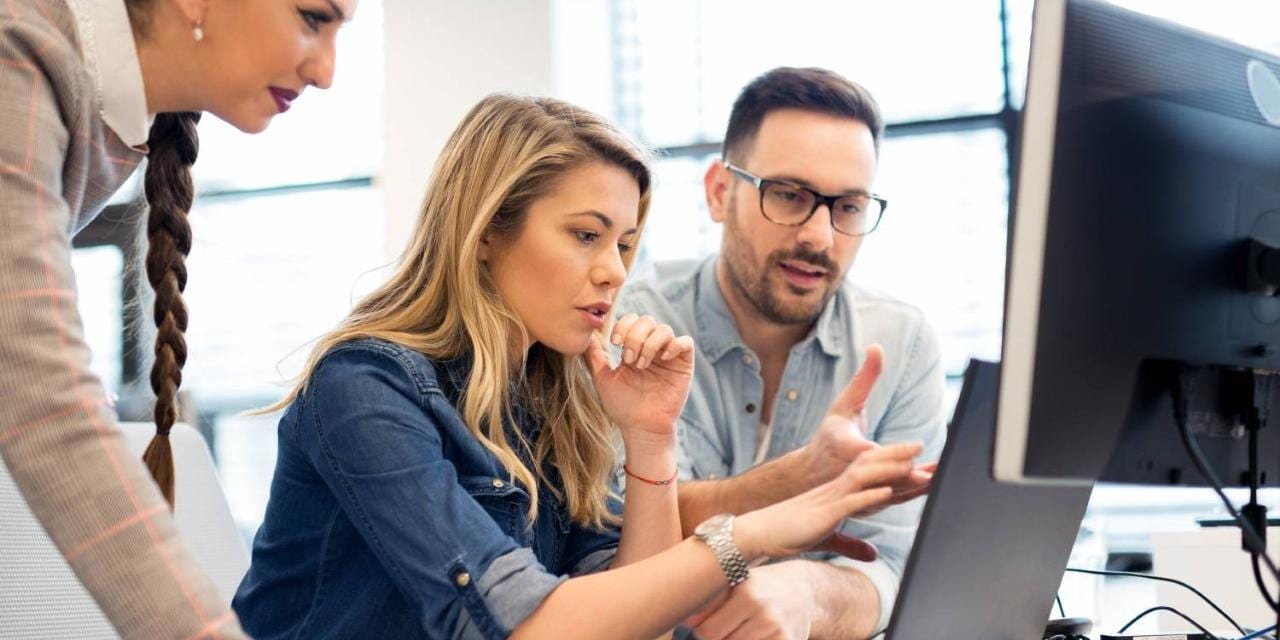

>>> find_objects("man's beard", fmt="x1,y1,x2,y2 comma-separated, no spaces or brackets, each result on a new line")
721,195,839,326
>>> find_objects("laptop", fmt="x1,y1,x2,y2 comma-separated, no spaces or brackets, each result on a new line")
883,360,1094,639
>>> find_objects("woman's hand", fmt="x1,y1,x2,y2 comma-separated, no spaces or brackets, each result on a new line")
585,313,695,443
733,442,924,562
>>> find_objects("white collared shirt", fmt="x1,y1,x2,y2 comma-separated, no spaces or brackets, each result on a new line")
66,0,151,148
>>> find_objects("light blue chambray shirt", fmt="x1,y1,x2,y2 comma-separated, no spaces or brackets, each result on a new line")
615,256,947,636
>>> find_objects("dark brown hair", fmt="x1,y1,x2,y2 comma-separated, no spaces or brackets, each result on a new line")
139,112,201,509
721,66,885,164
123,0,201,509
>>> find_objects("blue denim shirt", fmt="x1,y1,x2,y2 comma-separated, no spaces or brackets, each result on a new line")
616,257,947,636
233,339,620,640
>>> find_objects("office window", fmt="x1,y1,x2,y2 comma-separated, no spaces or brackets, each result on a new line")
182,187,388,402
638,155,722,265
612,0,1006,147
859,129,1008,375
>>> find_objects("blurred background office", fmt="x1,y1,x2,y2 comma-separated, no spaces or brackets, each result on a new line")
71,0,1280,626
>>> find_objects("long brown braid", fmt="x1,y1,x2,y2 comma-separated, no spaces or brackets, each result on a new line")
140,111,201,509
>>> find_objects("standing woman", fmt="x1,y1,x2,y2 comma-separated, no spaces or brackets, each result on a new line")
0,0,355,637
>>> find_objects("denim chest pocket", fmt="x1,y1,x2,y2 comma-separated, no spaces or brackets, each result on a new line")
682,421,731,480
457,474,533,544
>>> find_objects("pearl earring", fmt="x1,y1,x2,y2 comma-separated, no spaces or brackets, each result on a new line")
193,22,204,42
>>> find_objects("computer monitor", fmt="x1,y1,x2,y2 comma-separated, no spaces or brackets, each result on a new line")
994,0,1280,487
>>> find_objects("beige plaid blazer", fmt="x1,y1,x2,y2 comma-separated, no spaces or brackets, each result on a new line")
0,1,246,637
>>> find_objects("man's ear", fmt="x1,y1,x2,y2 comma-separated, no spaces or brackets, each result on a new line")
705,160,731,224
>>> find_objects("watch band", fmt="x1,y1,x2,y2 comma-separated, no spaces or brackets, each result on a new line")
695,514,750,587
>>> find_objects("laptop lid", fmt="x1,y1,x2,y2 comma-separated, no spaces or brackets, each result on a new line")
885,360,1093,639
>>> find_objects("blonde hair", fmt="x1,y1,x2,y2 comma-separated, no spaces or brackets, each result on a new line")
270,94,652,528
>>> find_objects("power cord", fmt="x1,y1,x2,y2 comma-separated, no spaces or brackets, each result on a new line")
1116,605,1217,637
1240,624,1277,640
1253,552,1278,611
1174,370,1280,631
1063,568,1244,635
1244,374,1278,616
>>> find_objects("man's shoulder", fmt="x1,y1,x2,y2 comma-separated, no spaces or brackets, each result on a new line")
840,281,939,359
844,282,929,326
623,258,704,296
616,258,706,318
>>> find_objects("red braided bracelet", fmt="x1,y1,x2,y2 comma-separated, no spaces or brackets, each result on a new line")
623,464,678,486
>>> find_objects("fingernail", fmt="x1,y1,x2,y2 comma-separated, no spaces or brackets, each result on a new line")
637,357,647,369
624,349,635,364
611,333,622,345
662,350,674,360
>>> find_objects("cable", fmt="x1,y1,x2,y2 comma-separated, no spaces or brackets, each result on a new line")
1056,593,1065,618
1178,412,1280,610
1174,379,1280,616
1240,624,1278,640
1245,395,1278,614
1064,567,1244,635
1115,605,1217,637
1253,552,1278,611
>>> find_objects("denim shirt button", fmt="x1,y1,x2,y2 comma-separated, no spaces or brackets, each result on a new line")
455,571,472,587
786,389,799,402
491,478,505,489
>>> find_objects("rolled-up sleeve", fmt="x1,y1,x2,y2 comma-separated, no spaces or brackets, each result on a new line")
825,319,947,636
453,548,566,640
301,346,565,639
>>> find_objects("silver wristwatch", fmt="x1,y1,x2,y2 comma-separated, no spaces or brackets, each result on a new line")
693,513,750,587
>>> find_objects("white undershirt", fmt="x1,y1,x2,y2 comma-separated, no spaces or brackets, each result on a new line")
753,419,773,466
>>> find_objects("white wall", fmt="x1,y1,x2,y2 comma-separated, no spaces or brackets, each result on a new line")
380,0,556,258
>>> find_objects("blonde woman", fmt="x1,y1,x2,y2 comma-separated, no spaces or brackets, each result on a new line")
0,0,356,637
232,94,922,639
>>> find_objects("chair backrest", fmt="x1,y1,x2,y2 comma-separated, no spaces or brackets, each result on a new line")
0,422,249,639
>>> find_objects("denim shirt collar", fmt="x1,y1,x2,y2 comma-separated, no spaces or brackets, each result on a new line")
693,257,846,363
433,348,542,448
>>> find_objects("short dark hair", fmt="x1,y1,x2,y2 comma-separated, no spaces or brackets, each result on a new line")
721,67,884,163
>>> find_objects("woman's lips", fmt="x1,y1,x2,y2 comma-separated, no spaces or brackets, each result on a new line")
269,87,299,113
577,308,606,329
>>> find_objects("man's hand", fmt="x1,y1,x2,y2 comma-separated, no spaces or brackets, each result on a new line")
793,344,933,508
684,562,818,640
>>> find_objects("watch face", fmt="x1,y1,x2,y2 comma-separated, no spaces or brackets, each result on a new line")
695,513,732,537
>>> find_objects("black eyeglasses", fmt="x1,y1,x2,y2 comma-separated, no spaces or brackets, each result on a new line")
723,161,887,237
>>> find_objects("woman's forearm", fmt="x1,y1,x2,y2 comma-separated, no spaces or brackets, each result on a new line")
613,435,681,568
513,537,727,640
